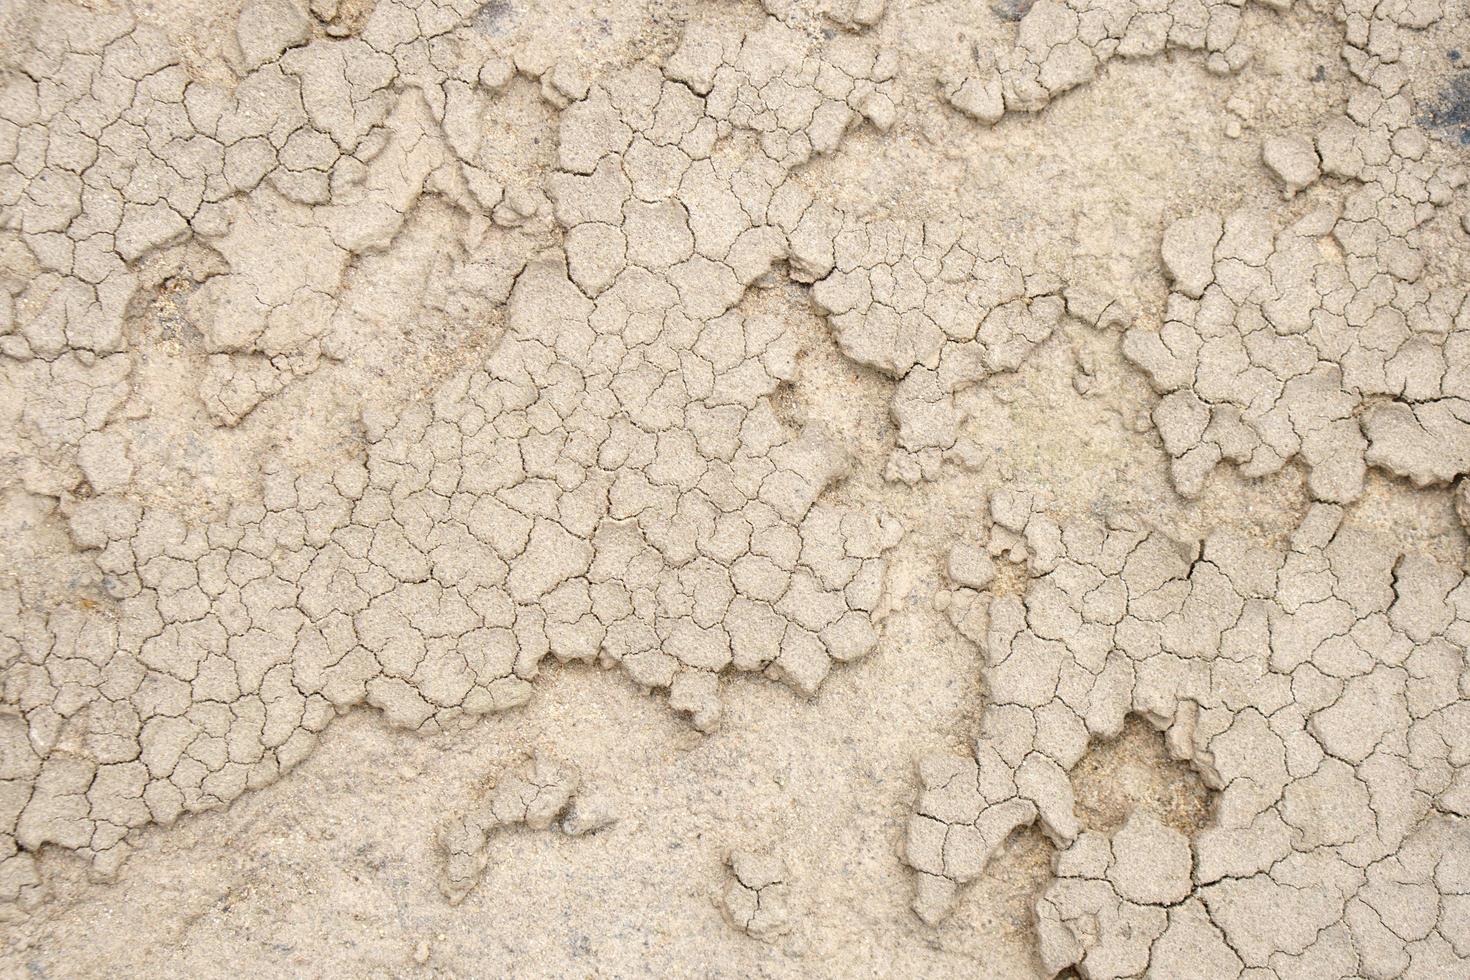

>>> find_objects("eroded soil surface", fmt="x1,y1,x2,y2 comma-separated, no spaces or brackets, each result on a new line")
1,0,1468,976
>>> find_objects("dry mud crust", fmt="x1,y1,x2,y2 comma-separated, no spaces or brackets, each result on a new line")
0,0,1469,976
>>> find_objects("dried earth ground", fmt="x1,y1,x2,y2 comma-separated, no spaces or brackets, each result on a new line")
1,0,1469,976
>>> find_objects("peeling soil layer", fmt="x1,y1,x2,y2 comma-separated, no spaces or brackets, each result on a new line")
1,0,1469,976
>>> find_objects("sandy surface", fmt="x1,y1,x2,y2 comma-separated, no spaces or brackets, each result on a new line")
1,0,1468,976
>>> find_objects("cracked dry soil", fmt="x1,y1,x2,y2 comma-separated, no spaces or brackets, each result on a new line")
1,0,1469,976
